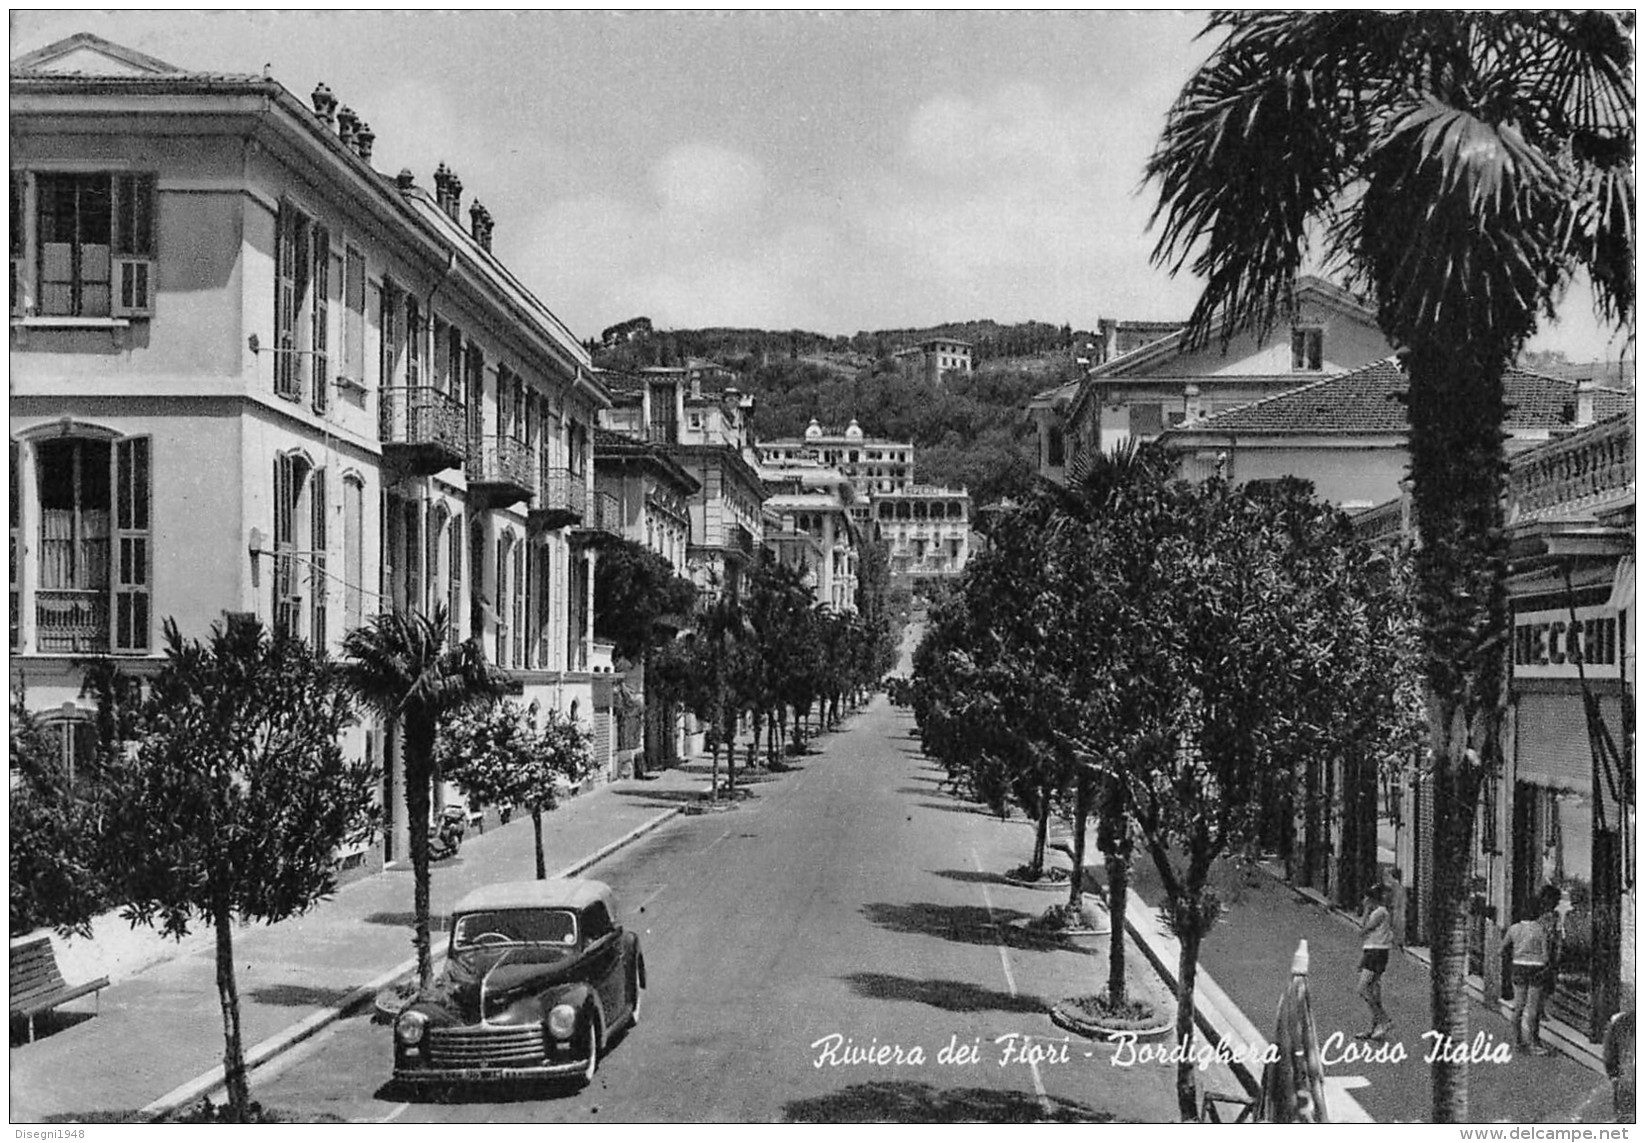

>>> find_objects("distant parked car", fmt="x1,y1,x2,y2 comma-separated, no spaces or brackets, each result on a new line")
393,878,644,1089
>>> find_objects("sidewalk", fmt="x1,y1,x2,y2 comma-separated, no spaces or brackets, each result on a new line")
8,757,727,1123
1128,858,1621,1123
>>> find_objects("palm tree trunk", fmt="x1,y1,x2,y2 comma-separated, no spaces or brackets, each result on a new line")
213,899,252,1121
1407,344,1510,1123
532,808,546,880
405,714,436,992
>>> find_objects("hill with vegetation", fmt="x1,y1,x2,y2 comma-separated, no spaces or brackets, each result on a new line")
592,320,1088,505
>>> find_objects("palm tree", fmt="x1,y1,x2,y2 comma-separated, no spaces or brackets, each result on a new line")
1145,12,1633,1120
340,605,507,991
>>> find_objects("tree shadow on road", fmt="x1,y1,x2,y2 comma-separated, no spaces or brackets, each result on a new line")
841,971,1047,1015
247,983,346,1007
915,801,1006,818
860,901,1020,948
781,1080,1118,1123
928,868,1012,886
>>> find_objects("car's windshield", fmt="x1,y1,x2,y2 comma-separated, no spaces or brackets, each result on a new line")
451,908,578,951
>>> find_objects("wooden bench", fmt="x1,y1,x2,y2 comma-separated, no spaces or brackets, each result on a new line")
10,936,108,1043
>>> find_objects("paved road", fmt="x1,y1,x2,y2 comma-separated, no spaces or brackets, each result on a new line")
252,694,1180,1123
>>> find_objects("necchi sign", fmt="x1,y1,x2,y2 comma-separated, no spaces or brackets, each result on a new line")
1512,606,1621,680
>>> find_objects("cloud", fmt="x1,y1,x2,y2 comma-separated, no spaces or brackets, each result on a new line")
513,83,1199,335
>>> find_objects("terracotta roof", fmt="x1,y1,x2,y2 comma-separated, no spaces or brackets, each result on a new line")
1166,359,1633,437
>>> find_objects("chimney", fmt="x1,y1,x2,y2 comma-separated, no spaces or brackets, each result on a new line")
311,82,337,127
1576,379,1598,427
433,162,452,213
446,169,463,222
469,200,494,252
354,121,375,164
1183,383,1201,423
690,374,702,400
336,105,359,148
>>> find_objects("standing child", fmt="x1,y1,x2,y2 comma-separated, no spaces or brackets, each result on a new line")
1357,884,1394,1040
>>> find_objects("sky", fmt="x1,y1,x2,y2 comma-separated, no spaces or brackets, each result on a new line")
9,9,1630,361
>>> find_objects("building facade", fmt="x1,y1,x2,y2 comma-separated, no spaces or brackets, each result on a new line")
894,337,973,385
1358,410,1634,1048
759,419,914,530
756,460,860,613
1037,276,1396,483
10,34,609,870
1161,359,1632,510
872,484,971,580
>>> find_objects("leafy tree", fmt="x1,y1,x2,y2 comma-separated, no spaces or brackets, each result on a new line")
340,606,506,991
97,618,377,1121
593,537,698,777
9,686,109,937
1146,11,1633,1119
437,701,591,879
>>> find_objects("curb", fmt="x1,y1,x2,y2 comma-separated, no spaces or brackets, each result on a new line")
139,803,685,1121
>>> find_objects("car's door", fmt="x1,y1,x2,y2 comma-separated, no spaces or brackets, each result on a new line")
579,902,625,1026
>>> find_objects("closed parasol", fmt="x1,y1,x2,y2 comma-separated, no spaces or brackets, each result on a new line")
1259,939,1330,1123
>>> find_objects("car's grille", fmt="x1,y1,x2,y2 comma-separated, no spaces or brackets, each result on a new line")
426,1025,548,1068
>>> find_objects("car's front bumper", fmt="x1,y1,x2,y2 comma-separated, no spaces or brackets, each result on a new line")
394,1058,592,1084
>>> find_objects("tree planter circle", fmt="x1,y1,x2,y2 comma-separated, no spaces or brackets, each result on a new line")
1049,995,1174,1042
1014,901,1111,941
1001,865,1073,891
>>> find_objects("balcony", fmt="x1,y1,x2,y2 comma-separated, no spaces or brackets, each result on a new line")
467,435,534,508
1508,415,1634,523
571,490,622,542
379,386,466,475
730,522,758,559
529,466,587,531
36,589,109,653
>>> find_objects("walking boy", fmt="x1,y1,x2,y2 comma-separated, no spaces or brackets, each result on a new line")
1357,884,1394,1040
1506,900,1553,1055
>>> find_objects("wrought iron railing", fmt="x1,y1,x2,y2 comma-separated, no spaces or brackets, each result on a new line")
591,490,621,535
538,466,589,519
36,589,108,653
378,386,466,458
468,435,534,492
1508,415,1634,520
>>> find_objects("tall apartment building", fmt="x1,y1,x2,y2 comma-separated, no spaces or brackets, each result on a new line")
10,34,610,869
596,367,764,598
871,484,971,580
759,419,913,531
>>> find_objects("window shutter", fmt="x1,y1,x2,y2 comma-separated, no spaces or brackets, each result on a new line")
274,207,300,399
344,246,365,385
273,454,299,637
343,475,363,634
448,509,463,645
310,467,327,647
311,226,330,412
112,436,151,652
10,440,21,650
10,174,26,317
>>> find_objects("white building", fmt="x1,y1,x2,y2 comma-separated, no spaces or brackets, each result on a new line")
10,34,610,870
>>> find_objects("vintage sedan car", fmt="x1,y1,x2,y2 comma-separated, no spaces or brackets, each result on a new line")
393,878,644,1088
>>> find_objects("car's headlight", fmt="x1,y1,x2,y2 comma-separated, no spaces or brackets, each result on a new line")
396,1011,428,1045
547,1004,577,1039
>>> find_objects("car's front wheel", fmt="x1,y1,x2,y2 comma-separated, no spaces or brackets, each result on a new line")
629,958,644,1026
580,1014,601,1085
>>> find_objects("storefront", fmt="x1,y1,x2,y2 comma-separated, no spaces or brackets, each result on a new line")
1505,564,1632,1041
